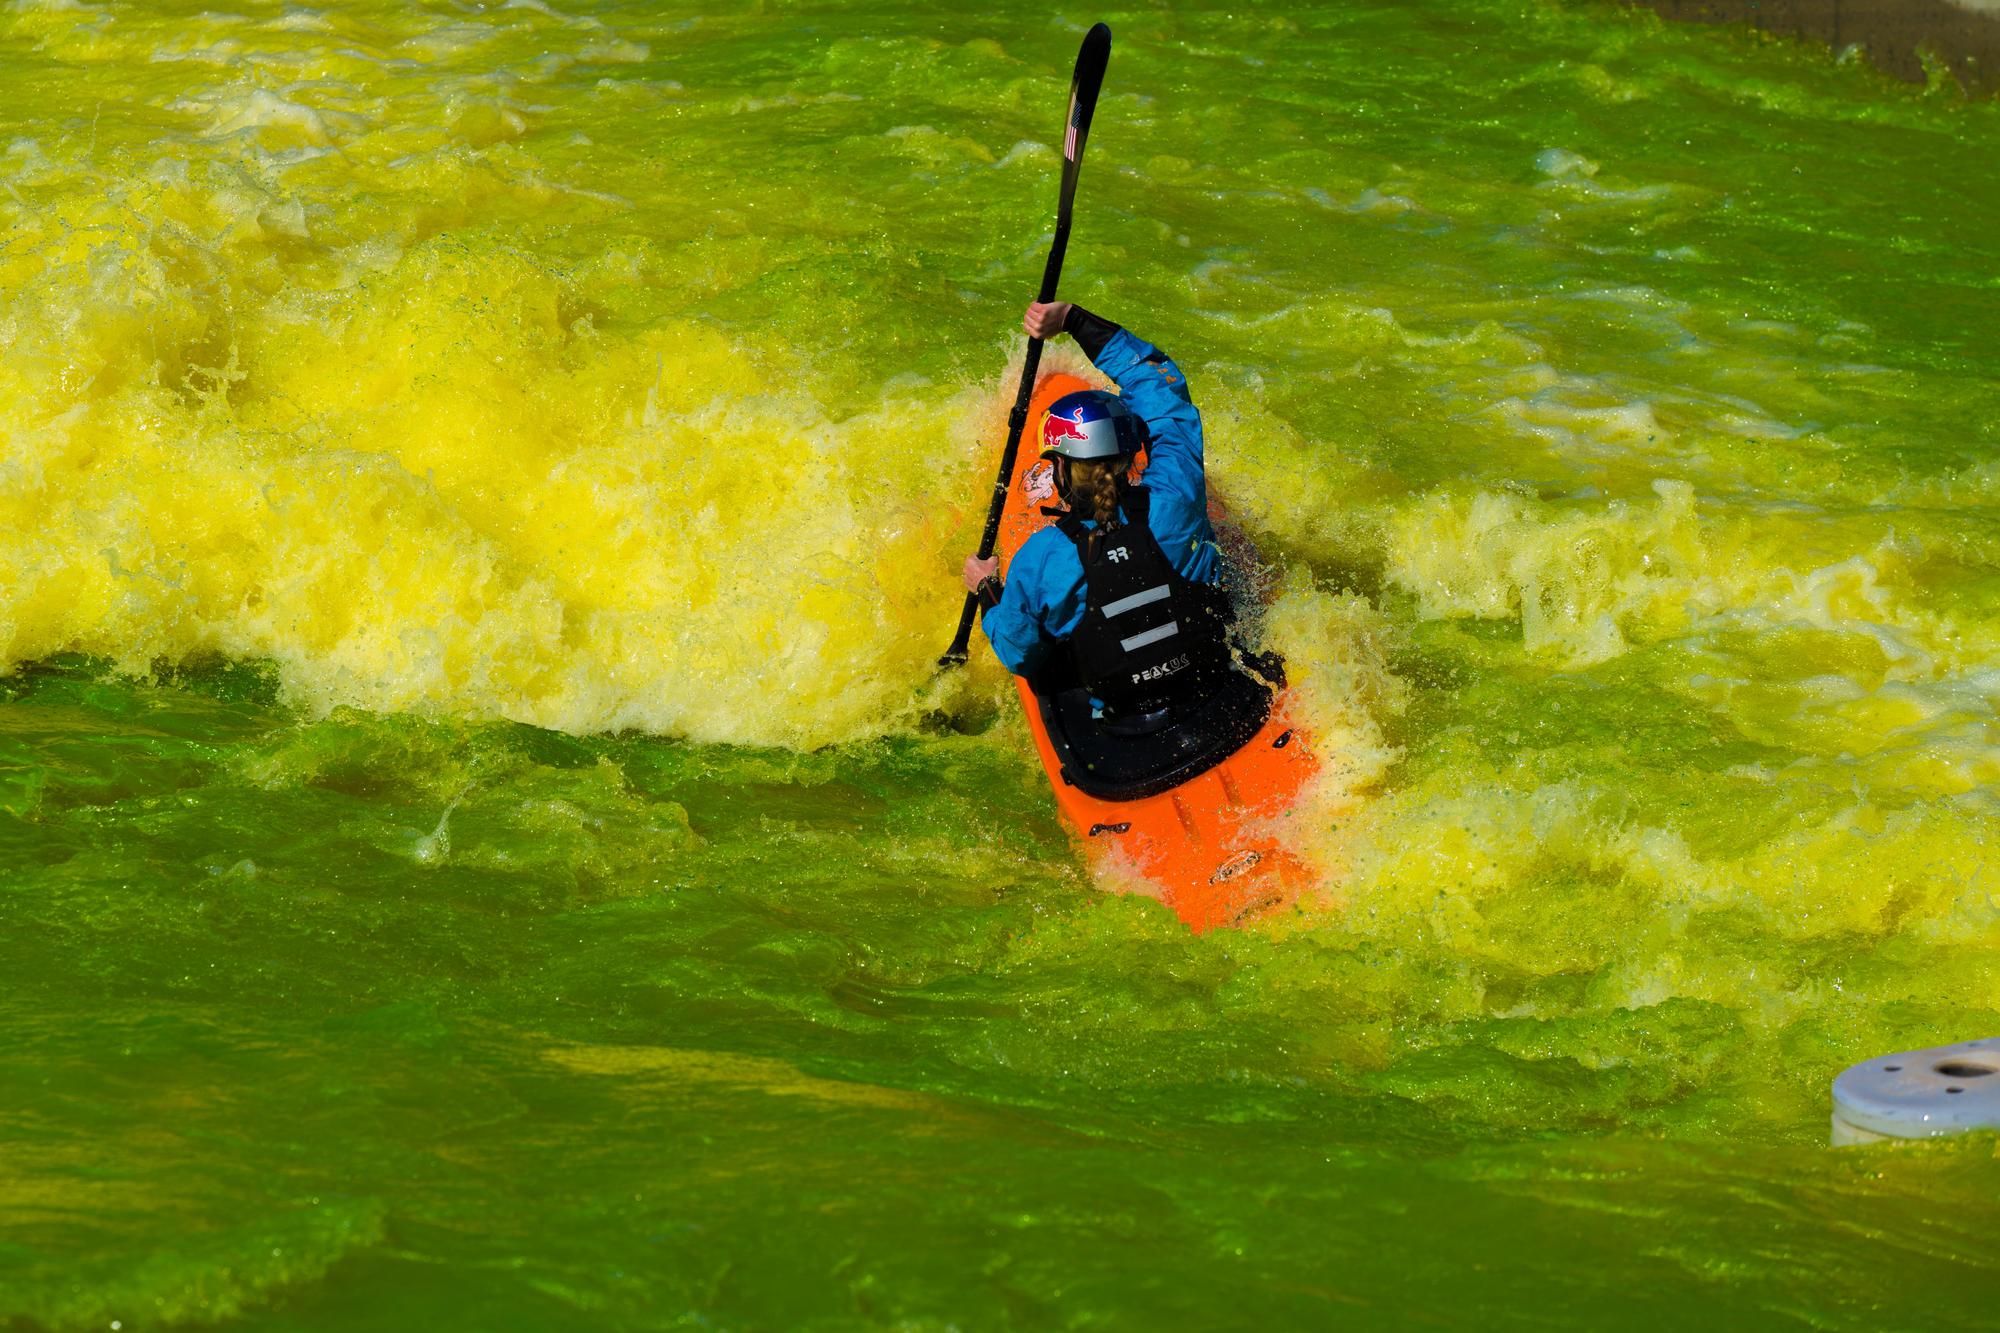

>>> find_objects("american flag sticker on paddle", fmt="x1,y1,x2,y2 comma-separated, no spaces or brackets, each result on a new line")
1064,98,1079,160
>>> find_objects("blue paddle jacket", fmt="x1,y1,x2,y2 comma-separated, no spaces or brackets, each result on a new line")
980,313,1220,679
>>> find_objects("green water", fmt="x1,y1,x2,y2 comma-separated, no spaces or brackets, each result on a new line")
4,0,1999,1326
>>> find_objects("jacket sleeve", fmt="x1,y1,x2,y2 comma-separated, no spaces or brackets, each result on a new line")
1073,318,1206,512
978,530,1088,677
979,573,1049,677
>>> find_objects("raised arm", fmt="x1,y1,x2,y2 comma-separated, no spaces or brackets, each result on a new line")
1023,302,1205,510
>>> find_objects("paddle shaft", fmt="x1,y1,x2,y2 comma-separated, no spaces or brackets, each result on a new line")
938,247,1065,665
939,24,1110,668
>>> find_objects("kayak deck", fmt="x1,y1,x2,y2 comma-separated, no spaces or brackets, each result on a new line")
996,372,1318,932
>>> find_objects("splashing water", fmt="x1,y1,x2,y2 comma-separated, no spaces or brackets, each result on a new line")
4,0,2000,1327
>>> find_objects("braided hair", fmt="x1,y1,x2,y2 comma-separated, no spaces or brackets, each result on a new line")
1061,457,1127,558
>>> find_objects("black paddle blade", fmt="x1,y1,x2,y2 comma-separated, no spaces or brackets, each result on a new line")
1057,23,1112,223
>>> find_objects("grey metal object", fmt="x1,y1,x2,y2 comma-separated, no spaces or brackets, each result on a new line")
1831,1038,2000,1145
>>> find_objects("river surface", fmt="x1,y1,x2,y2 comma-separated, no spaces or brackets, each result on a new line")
4,1,2000,1327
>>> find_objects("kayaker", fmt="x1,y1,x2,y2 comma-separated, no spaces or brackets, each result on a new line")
962,301,1235,720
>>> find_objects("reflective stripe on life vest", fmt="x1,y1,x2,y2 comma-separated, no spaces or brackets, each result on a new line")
1102,585,1170,618
1120,621,1180,652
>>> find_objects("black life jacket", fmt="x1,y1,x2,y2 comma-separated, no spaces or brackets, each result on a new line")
1056,486,1235,715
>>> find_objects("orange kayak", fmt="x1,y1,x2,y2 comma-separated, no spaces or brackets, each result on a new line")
994,372,1319,932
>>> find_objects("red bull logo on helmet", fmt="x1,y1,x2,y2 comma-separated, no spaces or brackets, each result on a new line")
1043,406,1091,449
1040,388,1138,461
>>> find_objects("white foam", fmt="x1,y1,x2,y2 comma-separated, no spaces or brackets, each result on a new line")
994,141,1054,168
1536,147,1599,179
270,8,332,32
173,88,357,146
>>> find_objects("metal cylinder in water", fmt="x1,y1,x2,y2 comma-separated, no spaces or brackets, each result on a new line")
1831,1039,2000,1145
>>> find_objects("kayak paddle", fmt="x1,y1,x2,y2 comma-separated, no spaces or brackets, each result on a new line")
939,21,1112,668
